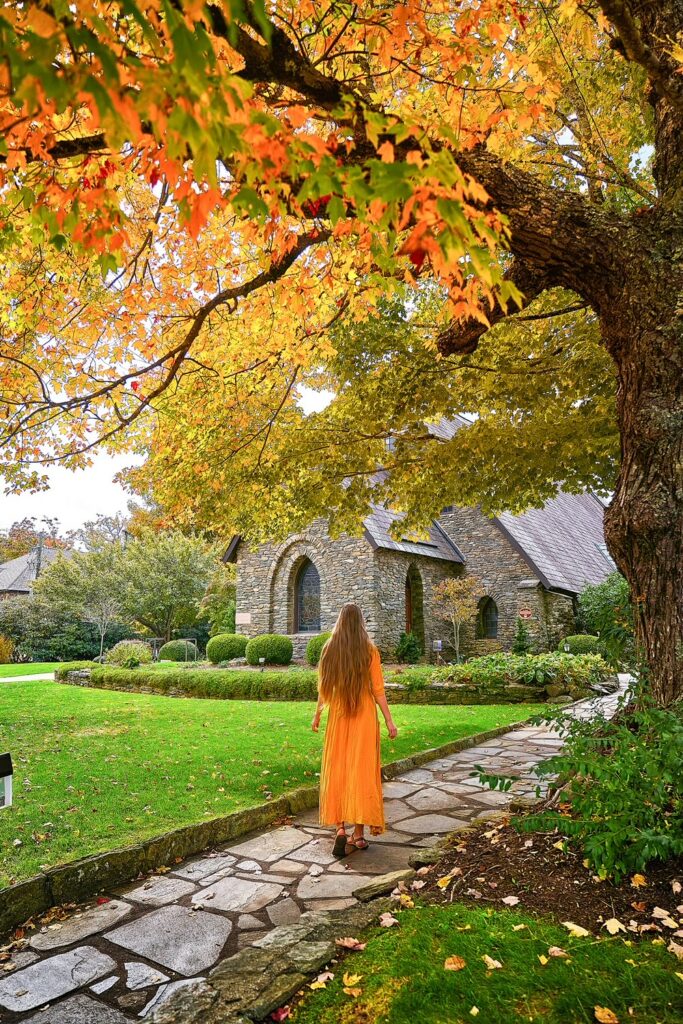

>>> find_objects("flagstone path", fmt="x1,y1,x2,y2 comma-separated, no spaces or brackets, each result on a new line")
0,686,626,1024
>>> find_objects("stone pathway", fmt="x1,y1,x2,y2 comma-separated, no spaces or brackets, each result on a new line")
0,674,54,683
0,687,625,1023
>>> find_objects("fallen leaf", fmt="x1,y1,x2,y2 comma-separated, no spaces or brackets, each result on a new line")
672,881,681,895
270,1007,291,1022
444,956,467,971
501,896,520,906
343,987,362,997
470,1008,479,1017
548,946,569,958
562,921,591,937
437,875,454,889
455,925,472,932
379,913,399,928
398,894,414,908
553,839,567,851
309,980,327,990
668,940,683,960
631,874,647,888
342,972,362,986
411,880,426,891
631,901,646,913
594,1007,619,1024
604,918,627,935
512,924,528,932
482,954,502,970
335,937,366,951
675,972,683,981
538,954,549,965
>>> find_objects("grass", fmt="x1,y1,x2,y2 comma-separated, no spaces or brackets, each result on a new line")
0,680,543,887
292,902,683,1024
0,663,59,678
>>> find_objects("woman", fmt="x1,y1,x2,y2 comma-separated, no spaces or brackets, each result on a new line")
312,603,398,857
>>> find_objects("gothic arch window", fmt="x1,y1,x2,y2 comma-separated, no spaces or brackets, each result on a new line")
477,597,498,639
405,563,425,649
294,558,321,632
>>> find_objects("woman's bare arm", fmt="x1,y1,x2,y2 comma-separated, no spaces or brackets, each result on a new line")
375,692,398,739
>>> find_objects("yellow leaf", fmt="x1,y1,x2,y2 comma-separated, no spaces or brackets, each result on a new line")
631,874,647,888
594,1007,619,1024
444,956,467,971
343,987,362,997
512,924,528,932
470,1008,479,1017
437,875,453,888
538,954,549,965
309,980,326,990
342,973,362,986
562,921,591,937
604,918,626,935
553,839,567,851
675,972,683,981
482,954,502,970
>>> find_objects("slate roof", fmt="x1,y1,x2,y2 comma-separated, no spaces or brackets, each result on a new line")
0,546,68,595
495,491,614,594
364,505,464,563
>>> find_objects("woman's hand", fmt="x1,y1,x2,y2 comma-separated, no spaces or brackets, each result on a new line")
311,713,321,733
386,720,398,740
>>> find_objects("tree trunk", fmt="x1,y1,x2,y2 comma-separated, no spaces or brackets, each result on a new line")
602,250,683,706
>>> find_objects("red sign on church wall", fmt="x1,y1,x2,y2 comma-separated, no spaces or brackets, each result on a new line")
518,609,533,619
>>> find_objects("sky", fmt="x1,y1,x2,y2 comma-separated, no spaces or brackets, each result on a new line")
0,387,334,535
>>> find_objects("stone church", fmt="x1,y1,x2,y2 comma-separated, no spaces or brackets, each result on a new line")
226,422,614,661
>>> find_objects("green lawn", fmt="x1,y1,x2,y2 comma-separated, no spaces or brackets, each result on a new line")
0,680,542,887
0,662,59,678
292,903,683,1024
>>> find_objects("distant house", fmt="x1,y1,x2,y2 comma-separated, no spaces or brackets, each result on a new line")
0,546,68,600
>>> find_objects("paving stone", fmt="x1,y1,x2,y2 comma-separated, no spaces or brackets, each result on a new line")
237,914,266,931
394,769,435,784
173,855,236,882
382,781,421,798
251,923,316,950
29,900,132,951
327,843,411,875
267,898,301,927
90,976,118,994
123,876,197,906
227,826,309,862
302,898,357,911
192,876,283,913
140,978,207,1018
282,839,336,865
286,940,335,973
118,989,148,1012
382,799,416,822
235,871,293,884
10,951,39,968
363,828,411,845
23,993,132,1023
270,859,308,875
106,905,231,976
405,788,461,812
353,869,415,901
0,946,116,1012
236,859,263,873
237,929,269,950
247,971,307,1021
462,789,511,806
296,872,374,900
125,961,170,990
393,813,469,835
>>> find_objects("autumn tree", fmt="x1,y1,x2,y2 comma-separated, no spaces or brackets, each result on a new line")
0,518,67,564
0,2,681,703
433,577,484,663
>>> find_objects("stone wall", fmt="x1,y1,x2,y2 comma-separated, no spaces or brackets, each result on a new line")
374,549,461,661
234,521,379,657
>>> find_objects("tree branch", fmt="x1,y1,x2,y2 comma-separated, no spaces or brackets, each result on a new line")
597,0,683,111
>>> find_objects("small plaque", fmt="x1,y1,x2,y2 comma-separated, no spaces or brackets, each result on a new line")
432,639,443,651
235,612,252,625
0,752,13,810
518,608,533,619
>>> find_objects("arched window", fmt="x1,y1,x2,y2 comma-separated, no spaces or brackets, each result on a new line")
295,559,321,632
477,597,498,639
405,563,425,649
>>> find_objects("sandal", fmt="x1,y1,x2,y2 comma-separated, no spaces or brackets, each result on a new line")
344,835,369,855
332,829,348,859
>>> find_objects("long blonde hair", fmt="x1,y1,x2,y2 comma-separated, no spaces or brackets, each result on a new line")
318,603,374,717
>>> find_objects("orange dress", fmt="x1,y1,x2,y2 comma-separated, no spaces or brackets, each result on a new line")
318,646,386,833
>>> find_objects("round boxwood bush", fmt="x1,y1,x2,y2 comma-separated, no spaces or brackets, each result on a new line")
558,634,602,656
105,639,153,668
245,633,293,666
158,639,199,662
306,631,332,666
206,633,249,664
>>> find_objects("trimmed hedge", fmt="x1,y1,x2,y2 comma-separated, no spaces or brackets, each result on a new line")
158,639,199,662
558,634,603,656
54,661,99,678
206,633,249,664
245,634,293,666
66,664,319,700
306,632,331,666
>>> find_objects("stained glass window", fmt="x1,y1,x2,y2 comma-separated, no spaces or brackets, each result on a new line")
296,559,321,632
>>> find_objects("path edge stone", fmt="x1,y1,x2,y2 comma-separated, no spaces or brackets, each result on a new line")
0,718,531,938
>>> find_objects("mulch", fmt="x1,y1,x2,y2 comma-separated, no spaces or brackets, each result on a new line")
418,811,683,941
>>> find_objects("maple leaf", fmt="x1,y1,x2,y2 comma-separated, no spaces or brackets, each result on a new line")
482,954,502,970
631,874,647,888
603,918,626,935
668,940,683,960
342,972,362,987
501,896,520,906
270,1008,291,1022
594,1007,619,1024
379,913,399,927
96,897,110,905
444,956,467,971
562,921,591,937
548,946,569,958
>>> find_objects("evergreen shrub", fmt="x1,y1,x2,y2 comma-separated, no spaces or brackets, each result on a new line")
306,632,332,666
158,639,199,662
245,634,293,666
206,633,248,663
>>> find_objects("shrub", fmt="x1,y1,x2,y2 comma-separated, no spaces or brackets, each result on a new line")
558,634,602,656
206,633,249,664
577,572,634,667
158,639,199,662
54,661,99,678
0,635,14,664
396,631,422,664
245,634,293,666
515,691,683,880
511,618,533,655
306,632,331,666
432,651,610,692
105,639,153,668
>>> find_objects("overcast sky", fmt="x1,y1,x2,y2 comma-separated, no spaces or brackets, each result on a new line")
0,388,334,535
